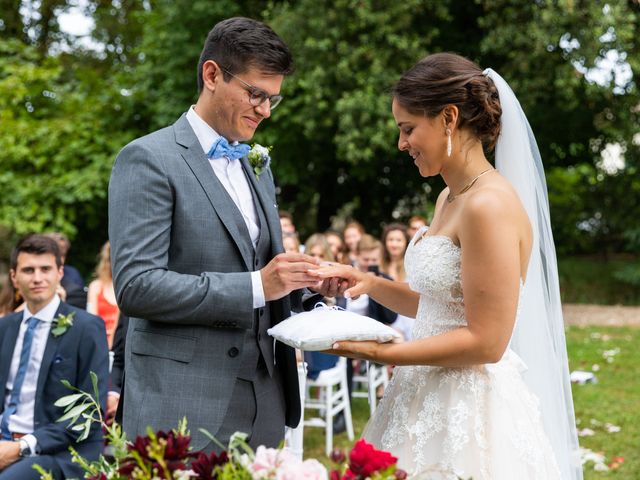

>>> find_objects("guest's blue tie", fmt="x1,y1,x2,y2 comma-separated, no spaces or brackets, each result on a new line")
0,317,40,440
208,137,250,161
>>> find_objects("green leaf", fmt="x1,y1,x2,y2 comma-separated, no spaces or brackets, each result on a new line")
57,403,91,423
90,371,100,404
54,393,83,407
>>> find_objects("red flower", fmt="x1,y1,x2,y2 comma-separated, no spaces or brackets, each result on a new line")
329,469,342,480
118,429,191,476
87,474,107,480
347,439,397,478
190,450,229,479
330,448,346,464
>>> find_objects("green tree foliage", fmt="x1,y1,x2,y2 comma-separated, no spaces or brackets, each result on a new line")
0,0,638,274
0,39,136,268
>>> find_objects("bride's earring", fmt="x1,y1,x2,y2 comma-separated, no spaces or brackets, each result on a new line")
446,128,452,157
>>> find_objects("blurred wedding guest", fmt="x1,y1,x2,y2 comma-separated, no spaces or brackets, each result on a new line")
0,277,23,316
340,235,397,325
87,242,119,349
380,224,415,341
279,210,296,235
45,233,87,309
406,215,428,238
380,223,410,282
343,221,365,264
304,234,332,263
301,233,346,431
324,230,348,264
0,234,108,480
45,233,84,287
337,234,397,403
282,232,301,254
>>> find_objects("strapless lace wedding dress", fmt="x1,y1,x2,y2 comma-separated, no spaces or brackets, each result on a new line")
363,227,562,479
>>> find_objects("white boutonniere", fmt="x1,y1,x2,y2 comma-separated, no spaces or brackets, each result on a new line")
51,312,75,337
248,144,272,179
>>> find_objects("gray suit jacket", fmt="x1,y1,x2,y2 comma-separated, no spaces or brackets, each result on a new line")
108,114,301,450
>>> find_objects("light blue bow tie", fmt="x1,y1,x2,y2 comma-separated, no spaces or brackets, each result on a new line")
208,137,250,161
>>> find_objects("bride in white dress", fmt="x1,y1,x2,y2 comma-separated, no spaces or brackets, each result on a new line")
313,53,582,479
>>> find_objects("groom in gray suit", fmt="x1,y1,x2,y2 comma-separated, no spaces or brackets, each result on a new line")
108,17,335,450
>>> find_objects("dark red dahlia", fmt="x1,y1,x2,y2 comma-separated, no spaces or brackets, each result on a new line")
190,450,230,479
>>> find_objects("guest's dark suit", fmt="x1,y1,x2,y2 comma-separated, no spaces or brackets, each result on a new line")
60,276,87,310
109,114,314,451
0,303,109,479
110,314,128,424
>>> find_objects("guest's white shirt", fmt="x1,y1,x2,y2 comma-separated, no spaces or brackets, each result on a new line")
1,294,61,454
346,294,369,317
186,106,266,309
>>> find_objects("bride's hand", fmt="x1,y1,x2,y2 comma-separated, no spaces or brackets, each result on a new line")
308,263,376,299
323,340,393,363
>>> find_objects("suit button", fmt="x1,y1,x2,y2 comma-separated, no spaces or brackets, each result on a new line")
254,260,259,268
259,308,264,317
228,347,239,358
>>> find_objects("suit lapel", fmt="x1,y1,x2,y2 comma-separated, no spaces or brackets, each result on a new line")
0,314,21,395
174,115,254,271
241,158,284,257
35,303,66,400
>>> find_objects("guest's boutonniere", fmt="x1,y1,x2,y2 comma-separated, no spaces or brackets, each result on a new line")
51,312,75,337
248,144,272,179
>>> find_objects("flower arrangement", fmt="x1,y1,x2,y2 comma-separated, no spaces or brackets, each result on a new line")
328,441,406,480
34,374,413,480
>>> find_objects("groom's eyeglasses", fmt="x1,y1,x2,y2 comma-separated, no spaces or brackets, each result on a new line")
221,68,283,110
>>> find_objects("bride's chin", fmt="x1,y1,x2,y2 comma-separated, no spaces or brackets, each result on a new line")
417,164,434,178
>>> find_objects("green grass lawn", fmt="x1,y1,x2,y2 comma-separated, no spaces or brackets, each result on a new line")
302,326,640,478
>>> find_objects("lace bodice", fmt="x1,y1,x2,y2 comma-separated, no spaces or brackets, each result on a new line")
405,227,523,342
363,226,561,479
405,230,465,339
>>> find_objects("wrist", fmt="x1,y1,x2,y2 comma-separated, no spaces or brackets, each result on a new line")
17,439,29,457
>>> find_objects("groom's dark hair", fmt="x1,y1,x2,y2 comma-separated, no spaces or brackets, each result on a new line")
197,17,294,92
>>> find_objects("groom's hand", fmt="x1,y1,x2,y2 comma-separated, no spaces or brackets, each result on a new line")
261,253,322,301
310,274,350,298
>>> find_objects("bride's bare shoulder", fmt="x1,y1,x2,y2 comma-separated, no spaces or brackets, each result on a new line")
461,175,531,234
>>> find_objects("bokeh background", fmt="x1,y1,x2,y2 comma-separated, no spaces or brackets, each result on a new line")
0,0,639,304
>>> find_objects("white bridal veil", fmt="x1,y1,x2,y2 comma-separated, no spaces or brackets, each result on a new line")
484,68,583,480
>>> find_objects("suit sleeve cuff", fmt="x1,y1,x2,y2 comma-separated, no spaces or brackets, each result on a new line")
23,434,38,456
251,271,266,309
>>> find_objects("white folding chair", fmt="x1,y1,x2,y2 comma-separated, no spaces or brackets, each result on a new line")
352,361,389,415
303,356,354,456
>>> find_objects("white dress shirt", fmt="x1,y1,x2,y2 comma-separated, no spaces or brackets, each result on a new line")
1,294,61,454
186,106,266,308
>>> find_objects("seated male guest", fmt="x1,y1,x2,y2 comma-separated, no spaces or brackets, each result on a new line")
0,235,108,480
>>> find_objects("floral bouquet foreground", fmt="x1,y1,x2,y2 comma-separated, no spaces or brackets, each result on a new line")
34,374,409,480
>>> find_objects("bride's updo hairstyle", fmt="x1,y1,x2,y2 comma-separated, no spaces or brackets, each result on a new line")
393,53,502,151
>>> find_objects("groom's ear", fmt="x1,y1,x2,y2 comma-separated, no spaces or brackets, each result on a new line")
201,60,222,92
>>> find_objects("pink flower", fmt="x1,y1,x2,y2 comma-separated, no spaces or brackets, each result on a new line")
276,459,328,480
249,446,299,478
